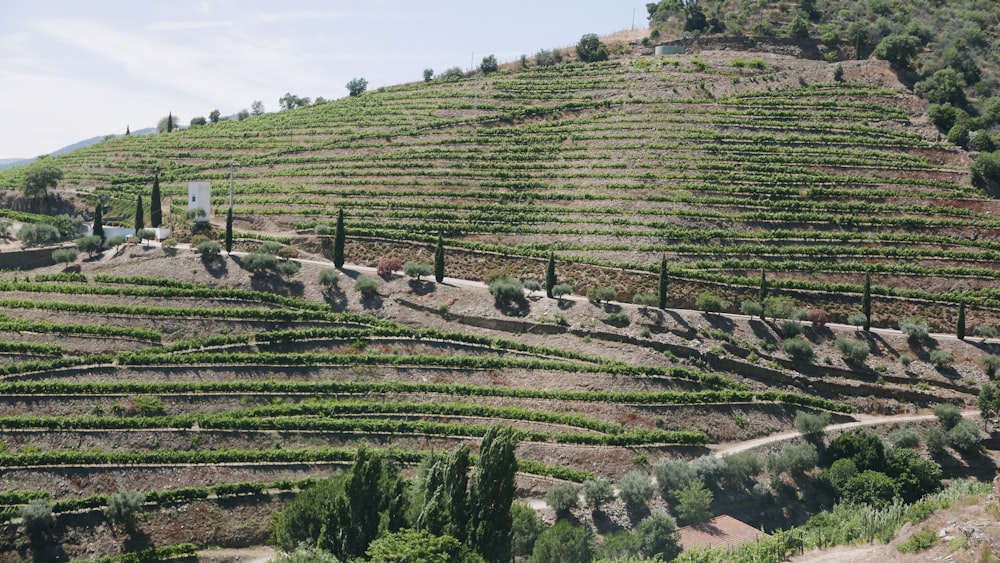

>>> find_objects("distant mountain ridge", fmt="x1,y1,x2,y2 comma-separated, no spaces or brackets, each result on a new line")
0,127,157,171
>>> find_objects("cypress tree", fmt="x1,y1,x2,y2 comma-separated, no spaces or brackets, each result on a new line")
444,444,470,543
957,302,966,340
225,208,234,253
434,233,445,283
93,204,104,241
134,195,144,232
658,255,668,309
759,269,768,305
333,209,345,268
167,112,174,133
545,253,556,298
862,271,872,331
471,425,518,563
150,174,162,228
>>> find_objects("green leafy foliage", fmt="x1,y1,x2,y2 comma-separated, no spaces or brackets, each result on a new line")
528,520,594,563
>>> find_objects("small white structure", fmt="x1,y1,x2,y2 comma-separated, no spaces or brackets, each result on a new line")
188,182,212,222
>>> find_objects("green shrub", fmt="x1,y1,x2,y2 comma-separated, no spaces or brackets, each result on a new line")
900,353,914,368
277,260,301,278
836,337,870,363
673,480,713,525
782,338,813,362
763,296,797,319
551,283,573,300
523,280,542,295
983,354,1000,375
720,451,763,489
318,268,340,288
617,471,653,514
888,425,921,449
257,241,283,255
841,470,898,509
582,478,614,510
652,458,696,500
741,300,763,318
973,325,998,339
635,512,681,561
545,483,580,516
314,223,331,236
511,501,546,557
76,235,103,256
827,431,887,472
18,223,61,246
106,235,127,248
529,520,594,563
925,427,948,458
195,240,221,257
403,262,433,280
929,349,954,368
20,499,55,544
606,312,630,326
104,490,145,529
243,252,277,274
489,277,524,305
768,442,818,475
898,528,938,553
794,411,830,440
847,313,868,328
900,319,930,342
947,419,981,453
781,319,803,338
52,247,77,264
161,238,178,250
633,293,658,308
132,395,165,416
696,293,728,313
588,287,617,304
355,275,379,297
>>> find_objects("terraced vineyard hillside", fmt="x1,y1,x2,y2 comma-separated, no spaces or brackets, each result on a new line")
1,51,992,330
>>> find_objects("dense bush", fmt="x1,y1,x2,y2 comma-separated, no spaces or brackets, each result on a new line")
276,260,301,278
741,300,763,319
633,293,658,308
827,431,888,472
807,308,829,329
582,478,614,510
511,502,546,557
768,442,818,475
104,490,145,529
575,33,608,63
888,425,921,449
782,337,813,362
836,337,870,363
900,319,930,342
20,499,55,544
617,471,654,514
243,252,277,274
355,275,379,297
933,404,962,430
925,427,948,458
522,280,542,295
840,470,898,508
376,257,402,278
52,247,77,264
847,313,868,328
18,223,61,246
653,457,696,500
403,262,432,280
551,283,573,300
528,520,594,563
195,240,221,257
545,483,579,516
635,512,681,561
974,325,998,339
720,451,763,490
929,349,954,368
318,268,340,288
673,480,713,525
763,296,797,320
76,235,103,256
781,319,803,338
489,277,524,305
794,411,830,441
588,287,617,304
947,419,981,453
696,293,728,313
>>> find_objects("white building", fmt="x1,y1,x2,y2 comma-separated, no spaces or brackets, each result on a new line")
188,182,212,222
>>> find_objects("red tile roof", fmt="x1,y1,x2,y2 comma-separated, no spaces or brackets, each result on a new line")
678,514,769,551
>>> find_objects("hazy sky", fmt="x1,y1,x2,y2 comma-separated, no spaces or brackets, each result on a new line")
0,1,648,159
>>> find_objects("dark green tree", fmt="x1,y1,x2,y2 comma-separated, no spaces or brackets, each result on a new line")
528,520,594,563
434,233,445,283
167,111,174,133
874,34,920,70
444,444,470,543
134,195,144,232
334,209,345,268
575,33,608,63
347,77,368,97
150,173,162,228
978,381,1000,431
545,253,556,298
862,271,872,331
93,203,104,241
957,302,966,340
471,425,519,563
367,530,484,563
21,163,63,198
225,208,234,253
658,256,668,309
480,55,498,75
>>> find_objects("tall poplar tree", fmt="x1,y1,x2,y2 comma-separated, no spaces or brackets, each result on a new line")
134,195,144,232
333,209,345,268
471,425,518,563
444,444,470,543
658,256,668,309
434,233,445,283
545,253,556,298
93,204,104,241
957,302,966,340
759,269,768,305
150,173,162,228
225,208,234,253
862,271,872,331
